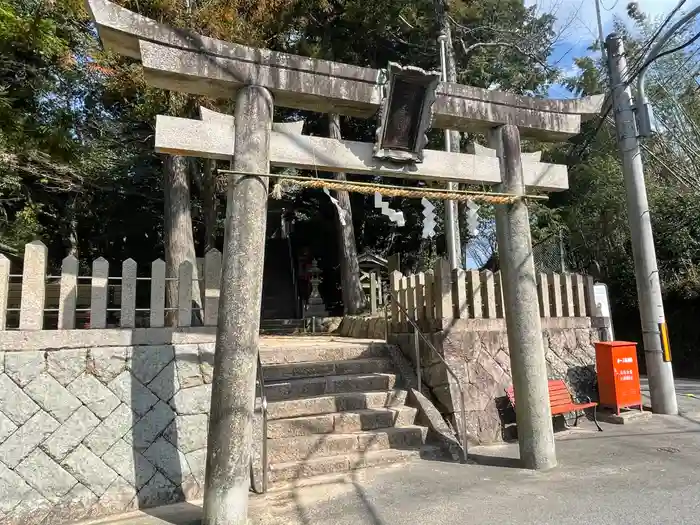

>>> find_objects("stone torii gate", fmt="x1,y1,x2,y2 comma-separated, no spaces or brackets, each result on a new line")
86,1,602,523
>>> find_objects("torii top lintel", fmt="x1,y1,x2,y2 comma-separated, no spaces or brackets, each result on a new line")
86,0,603,141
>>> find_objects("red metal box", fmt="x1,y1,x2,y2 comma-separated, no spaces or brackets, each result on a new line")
595,341,643,415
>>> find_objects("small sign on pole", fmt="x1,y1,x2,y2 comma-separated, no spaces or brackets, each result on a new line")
659,322,672,362
593,283,611,318
593,282,615,341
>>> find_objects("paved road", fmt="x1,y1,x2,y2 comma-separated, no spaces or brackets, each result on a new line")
641,377,700,418
249,415,700,525
92,413,700,525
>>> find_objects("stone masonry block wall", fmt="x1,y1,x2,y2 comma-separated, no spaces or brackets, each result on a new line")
390,318,599,444
0,329,223,525
336,315,387,339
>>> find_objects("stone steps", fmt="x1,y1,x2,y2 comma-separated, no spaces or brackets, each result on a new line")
267,406,418,438
260,328,304,336
269,445,443,484
260,341,388,365
264,357,394,382
260,338,435,485
265,373,398,402
260,319,305,335
266,390,409,420
268,425,429,463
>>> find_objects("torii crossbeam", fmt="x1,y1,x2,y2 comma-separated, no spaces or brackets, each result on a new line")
86,0,601,141
155,107,568,191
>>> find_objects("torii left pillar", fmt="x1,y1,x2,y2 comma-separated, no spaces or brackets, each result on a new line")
203,85,273,525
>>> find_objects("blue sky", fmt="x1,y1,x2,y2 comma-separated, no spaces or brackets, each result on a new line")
524,0,684,98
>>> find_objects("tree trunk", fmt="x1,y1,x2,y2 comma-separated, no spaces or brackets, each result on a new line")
202,158,218,253
66,194,79,259
163,154,203,325
329,113,366,314
458,199,468,245
435,0,463,266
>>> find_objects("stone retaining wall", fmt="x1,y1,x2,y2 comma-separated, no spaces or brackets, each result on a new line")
0,329,220,524
390,317,600,444
335,315,388,339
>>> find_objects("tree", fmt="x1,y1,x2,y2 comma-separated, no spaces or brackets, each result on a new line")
95,0,297,320
163,154,203,323
0,0,114,254
201,158,218,254
329,113,366,314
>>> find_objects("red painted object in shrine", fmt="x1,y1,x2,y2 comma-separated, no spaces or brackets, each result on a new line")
595,341,643,415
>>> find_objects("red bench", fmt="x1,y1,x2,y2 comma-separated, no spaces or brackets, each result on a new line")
505,379,602,432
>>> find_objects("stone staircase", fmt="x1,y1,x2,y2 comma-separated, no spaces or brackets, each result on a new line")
259,318,306,335
259,338,439,484
261,239,298,321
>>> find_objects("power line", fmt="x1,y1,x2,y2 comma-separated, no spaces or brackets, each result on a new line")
628,0,689,74
638,32,700,74
600,0,619,11
636,4,700,129
654,46,700,91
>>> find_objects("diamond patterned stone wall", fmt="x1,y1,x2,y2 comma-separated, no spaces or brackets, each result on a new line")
391,318,599,445
0,343,216,524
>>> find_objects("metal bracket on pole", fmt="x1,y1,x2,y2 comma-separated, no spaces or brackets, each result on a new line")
636,99,655,138
636,3,700,137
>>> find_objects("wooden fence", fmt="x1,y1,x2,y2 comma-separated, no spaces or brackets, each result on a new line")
389,258,595,330
365,272,384,316
0,241,221,330
0,242,597,331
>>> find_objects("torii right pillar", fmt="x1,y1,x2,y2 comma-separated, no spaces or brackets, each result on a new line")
490,125,557,470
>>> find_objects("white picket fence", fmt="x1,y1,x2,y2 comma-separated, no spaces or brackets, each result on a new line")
0,241,222,330
390,258,595,330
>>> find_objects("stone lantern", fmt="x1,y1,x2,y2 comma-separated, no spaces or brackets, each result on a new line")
305,260,328,317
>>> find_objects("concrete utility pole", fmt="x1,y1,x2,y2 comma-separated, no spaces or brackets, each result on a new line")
606,34,678,415
203,85,273,525
594,0,607,63
491,125,557,470
438,32,462,270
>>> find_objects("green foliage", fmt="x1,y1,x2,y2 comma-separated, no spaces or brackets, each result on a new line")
555,11,700,309
563,56,603,97
0,0,299,258
1,204,43,248
533,8,700,374
0,0,93,249
0,0,565,301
